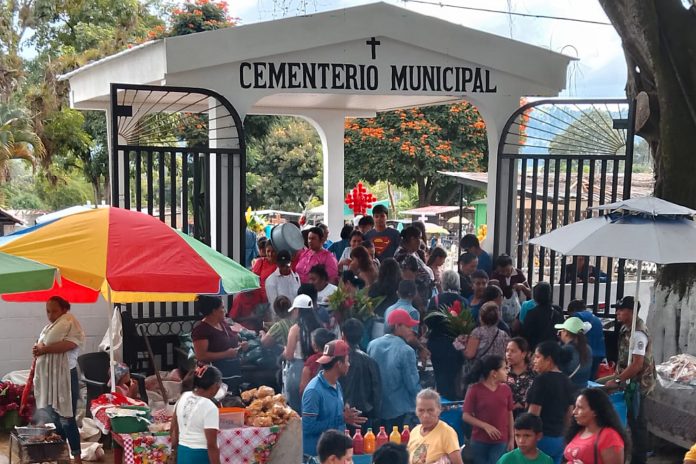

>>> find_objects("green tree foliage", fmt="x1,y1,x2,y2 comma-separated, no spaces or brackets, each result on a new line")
247,118,322,211
344,102,488,206
0,103,45,184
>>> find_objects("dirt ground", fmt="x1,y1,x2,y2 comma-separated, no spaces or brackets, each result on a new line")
0,432,687,463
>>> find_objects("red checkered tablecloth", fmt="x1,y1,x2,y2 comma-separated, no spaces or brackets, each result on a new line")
113,427,280,464
218,427,279,464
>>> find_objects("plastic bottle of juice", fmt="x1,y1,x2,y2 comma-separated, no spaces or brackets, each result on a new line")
400,425,411,446
376,426,389,450
363,428,376,454
389,426,401,444
352,429,364,455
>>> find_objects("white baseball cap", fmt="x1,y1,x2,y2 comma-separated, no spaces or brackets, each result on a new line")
289,294,314,312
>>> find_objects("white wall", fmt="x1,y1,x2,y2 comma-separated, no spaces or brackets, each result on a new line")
0,299,110,376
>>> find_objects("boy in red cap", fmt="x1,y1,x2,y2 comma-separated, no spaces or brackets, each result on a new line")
302,340,366,457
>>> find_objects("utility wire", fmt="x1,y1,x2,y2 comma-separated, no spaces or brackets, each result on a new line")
402,0,613,26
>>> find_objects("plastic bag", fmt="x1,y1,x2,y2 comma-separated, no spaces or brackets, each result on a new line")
501,293,521,324
656,354,696,390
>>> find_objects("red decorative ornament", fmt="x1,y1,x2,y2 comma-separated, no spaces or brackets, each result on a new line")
345,182,377,216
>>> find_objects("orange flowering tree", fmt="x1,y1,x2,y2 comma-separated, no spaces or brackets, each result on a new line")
170,0,236,36
344,102,488,206
145,0,237,40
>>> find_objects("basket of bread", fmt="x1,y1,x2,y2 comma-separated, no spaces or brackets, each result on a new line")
240,386,299,427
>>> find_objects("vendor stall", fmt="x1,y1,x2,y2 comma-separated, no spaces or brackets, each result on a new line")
94,386,302,464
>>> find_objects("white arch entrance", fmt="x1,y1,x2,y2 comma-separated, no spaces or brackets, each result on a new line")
62,2,571,256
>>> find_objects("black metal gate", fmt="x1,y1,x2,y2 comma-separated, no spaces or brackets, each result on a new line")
493,98,638,317
110,83,246,371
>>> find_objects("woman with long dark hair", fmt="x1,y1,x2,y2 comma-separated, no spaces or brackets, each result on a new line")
526,341,577,464
521,282,564,350
505,337,536,419
369,257,401,317
462,355,514,464
564,388,627,464
350,245,378,287
192,295,246,393
283,294,322,412
555,317,594,389
426,246,448,293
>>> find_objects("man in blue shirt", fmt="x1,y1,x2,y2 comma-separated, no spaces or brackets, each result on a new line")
460,233,492,276
367,309,421,431
302,340,365,456
567,299,606,379
384,280,420,331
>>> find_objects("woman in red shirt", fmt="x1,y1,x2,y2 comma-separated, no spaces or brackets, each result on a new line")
463,355,515,464
563,388,627,464
231,241,277,330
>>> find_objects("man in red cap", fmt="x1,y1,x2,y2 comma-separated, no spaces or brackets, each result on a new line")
302,340,366,457
367,308,421,431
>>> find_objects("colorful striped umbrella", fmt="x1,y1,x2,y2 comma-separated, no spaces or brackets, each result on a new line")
0,207,259,303
0,252,58,294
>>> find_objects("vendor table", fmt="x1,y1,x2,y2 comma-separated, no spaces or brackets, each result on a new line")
112,424,295,464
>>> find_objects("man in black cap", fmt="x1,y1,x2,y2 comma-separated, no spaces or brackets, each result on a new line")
604,296,655,464
264,249,301,307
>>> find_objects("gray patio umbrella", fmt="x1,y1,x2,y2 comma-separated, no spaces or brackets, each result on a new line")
529,196,696,364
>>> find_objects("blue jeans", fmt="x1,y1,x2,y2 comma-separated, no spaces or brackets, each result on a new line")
470,440,507,464
36,368,81,456
282,359,304,413
537,435,564,464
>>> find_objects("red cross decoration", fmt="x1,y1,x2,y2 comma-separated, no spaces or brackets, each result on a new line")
345,182,377,217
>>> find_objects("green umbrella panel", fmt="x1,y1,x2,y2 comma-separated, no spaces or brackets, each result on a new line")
0,251,58,294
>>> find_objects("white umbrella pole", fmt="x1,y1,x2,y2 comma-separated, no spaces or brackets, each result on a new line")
627,261,642,367
107,288,116,393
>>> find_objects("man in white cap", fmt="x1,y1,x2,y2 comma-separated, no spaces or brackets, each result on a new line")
367,308,421,430
302,340,366,457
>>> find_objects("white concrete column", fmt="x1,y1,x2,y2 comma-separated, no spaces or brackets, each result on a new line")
477,95,522,255
303,111,347,242
105,105,131,209
209,97,242,260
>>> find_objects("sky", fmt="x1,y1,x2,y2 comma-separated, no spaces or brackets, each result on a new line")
232,0,628,98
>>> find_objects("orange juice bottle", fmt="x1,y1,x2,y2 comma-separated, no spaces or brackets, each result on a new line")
389,426,401,444
363,428,376,454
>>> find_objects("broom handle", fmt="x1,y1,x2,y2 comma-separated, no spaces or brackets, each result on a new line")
138,326,169,405
20,358,37,417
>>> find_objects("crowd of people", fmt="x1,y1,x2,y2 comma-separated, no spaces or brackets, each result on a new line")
20,205,680,464
221,207,660,464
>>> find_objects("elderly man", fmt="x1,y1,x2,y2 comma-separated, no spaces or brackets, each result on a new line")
367,308,421,431
295,226,339,284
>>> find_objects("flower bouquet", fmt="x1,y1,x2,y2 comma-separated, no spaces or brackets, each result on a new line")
327,284,383,324
423,300,476,338
0,381,32,431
